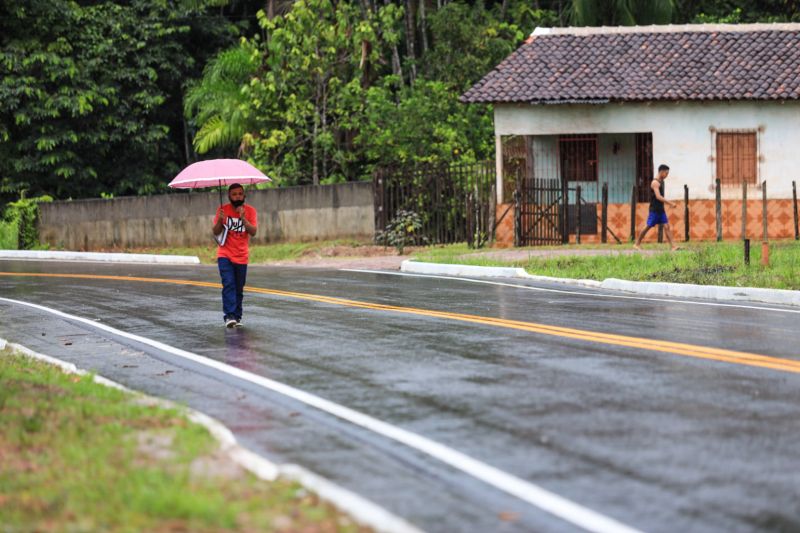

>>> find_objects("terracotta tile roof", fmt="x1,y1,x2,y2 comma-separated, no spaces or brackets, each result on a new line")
460,25,800,104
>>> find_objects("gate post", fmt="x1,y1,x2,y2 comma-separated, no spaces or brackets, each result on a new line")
762,180,768,241
630,185,637,242
513,189,521,247
561,179,569,244
466,191,474,249
715,178,722,242
373,170,385,244
741,181,747,241
793,180,798,241
601,183,608,244
489,182,497,245
684,184,690,242
575,185,582,245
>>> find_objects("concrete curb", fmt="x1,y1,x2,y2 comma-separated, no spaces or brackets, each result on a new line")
600,278,800,307
400,260,526,278
401,260,800,307
0,250,200,265
400,260,602,288
0,339,422,533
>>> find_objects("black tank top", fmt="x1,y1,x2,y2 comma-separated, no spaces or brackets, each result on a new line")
649,180,665,213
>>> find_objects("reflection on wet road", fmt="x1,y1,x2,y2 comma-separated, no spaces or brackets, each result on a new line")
1,261,799,533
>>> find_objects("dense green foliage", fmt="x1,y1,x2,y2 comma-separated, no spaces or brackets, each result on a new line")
0,0,240,201
1,0,797,199
0,196,52,249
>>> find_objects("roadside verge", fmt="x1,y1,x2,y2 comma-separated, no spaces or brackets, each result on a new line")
400,260,800,307
0,338,421,533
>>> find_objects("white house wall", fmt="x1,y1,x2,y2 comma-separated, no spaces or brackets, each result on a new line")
495,101,800,200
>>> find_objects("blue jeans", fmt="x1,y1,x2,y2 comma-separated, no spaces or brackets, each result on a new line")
218,258,247,321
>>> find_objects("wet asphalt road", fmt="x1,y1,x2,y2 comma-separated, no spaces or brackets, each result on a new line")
1,260,799,533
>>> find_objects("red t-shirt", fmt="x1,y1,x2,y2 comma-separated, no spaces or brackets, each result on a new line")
213,203,257,264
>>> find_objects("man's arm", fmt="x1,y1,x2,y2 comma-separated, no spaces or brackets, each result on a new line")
652,180,676,208
212,206,225,236
237,206,257,236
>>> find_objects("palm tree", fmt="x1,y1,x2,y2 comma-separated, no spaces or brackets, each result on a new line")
568,0,676,26
184,42,258,155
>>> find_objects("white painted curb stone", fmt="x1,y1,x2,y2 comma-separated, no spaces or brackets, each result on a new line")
401,260,601,287
601,278,800,307
0,339,422,533
401,260,799,307
401,259,525,278
0,250,200,265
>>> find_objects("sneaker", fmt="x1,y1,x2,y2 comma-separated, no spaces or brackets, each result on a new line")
225,317,237,328
234,320,243,328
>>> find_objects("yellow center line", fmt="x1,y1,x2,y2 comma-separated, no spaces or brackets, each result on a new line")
2,271,799,375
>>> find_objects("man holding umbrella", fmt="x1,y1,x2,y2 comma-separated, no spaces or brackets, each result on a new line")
213,183,257,328
169,159,270,327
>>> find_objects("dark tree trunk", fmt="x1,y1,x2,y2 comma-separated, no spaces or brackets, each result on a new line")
419,0,428,54
404,0,417,84
182,115,194,165
383,0,404,82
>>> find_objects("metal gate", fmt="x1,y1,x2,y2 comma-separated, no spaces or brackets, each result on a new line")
515,177,565,246
373,161,495,247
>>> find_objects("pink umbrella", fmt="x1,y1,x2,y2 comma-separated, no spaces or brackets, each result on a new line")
169,159,271,189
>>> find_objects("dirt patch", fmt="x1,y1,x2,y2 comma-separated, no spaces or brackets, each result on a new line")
134,429,177,464
189,449,247,481
262,244,415,270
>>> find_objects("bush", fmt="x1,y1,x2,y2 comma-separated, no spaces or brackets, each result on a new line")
0,196,53,250
376,210,427,255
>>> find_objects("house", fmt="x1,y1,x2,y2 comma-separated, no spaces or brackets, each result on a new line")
461,23,800,245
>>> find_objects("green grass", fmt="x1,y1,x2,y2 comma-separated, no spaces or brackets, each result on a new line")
0,351,365,532
413,240,800,290
124,239,369,265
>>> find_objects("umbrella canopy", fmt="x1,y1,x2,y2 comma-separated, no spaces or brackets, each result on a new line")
168,159,271,189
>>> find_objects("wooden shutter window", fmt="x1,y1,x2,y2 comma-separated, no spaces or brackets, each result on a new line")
716,132,757,185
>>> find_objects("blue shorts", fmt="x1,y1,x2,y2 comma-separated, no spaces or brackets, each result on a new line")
646,211,669,227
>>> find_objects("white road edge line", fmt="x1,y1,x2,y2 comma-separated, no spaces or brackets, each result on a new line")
341,269,800,315
0,296,641,533
0,336,422,533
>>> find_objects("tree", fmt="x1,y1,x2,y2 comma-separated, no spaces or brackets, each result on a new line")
184,41,260,156
567,0,676,26
243,0,403,186
421,1,526,91
0,0,240,200
356,77,494,171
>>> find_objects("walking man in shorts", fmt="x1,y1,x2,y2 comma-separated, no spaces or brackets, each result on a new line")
634,164,679,251
212,183,257,327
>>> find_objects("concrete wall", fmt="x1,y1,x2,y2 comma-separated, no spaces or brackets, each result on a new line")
39,182,375,250
495,101,800,200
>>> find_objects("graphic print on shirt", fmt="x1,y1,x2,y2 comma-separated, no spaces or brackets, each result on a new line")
226,216,245,233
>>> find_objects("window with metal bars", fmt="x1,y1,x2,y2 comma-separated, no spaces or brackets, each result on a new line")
559,134,598,182
716,131,757,186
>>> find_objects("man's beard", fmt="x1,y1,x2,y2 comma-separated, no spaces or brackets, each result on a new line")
231,199,245,207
